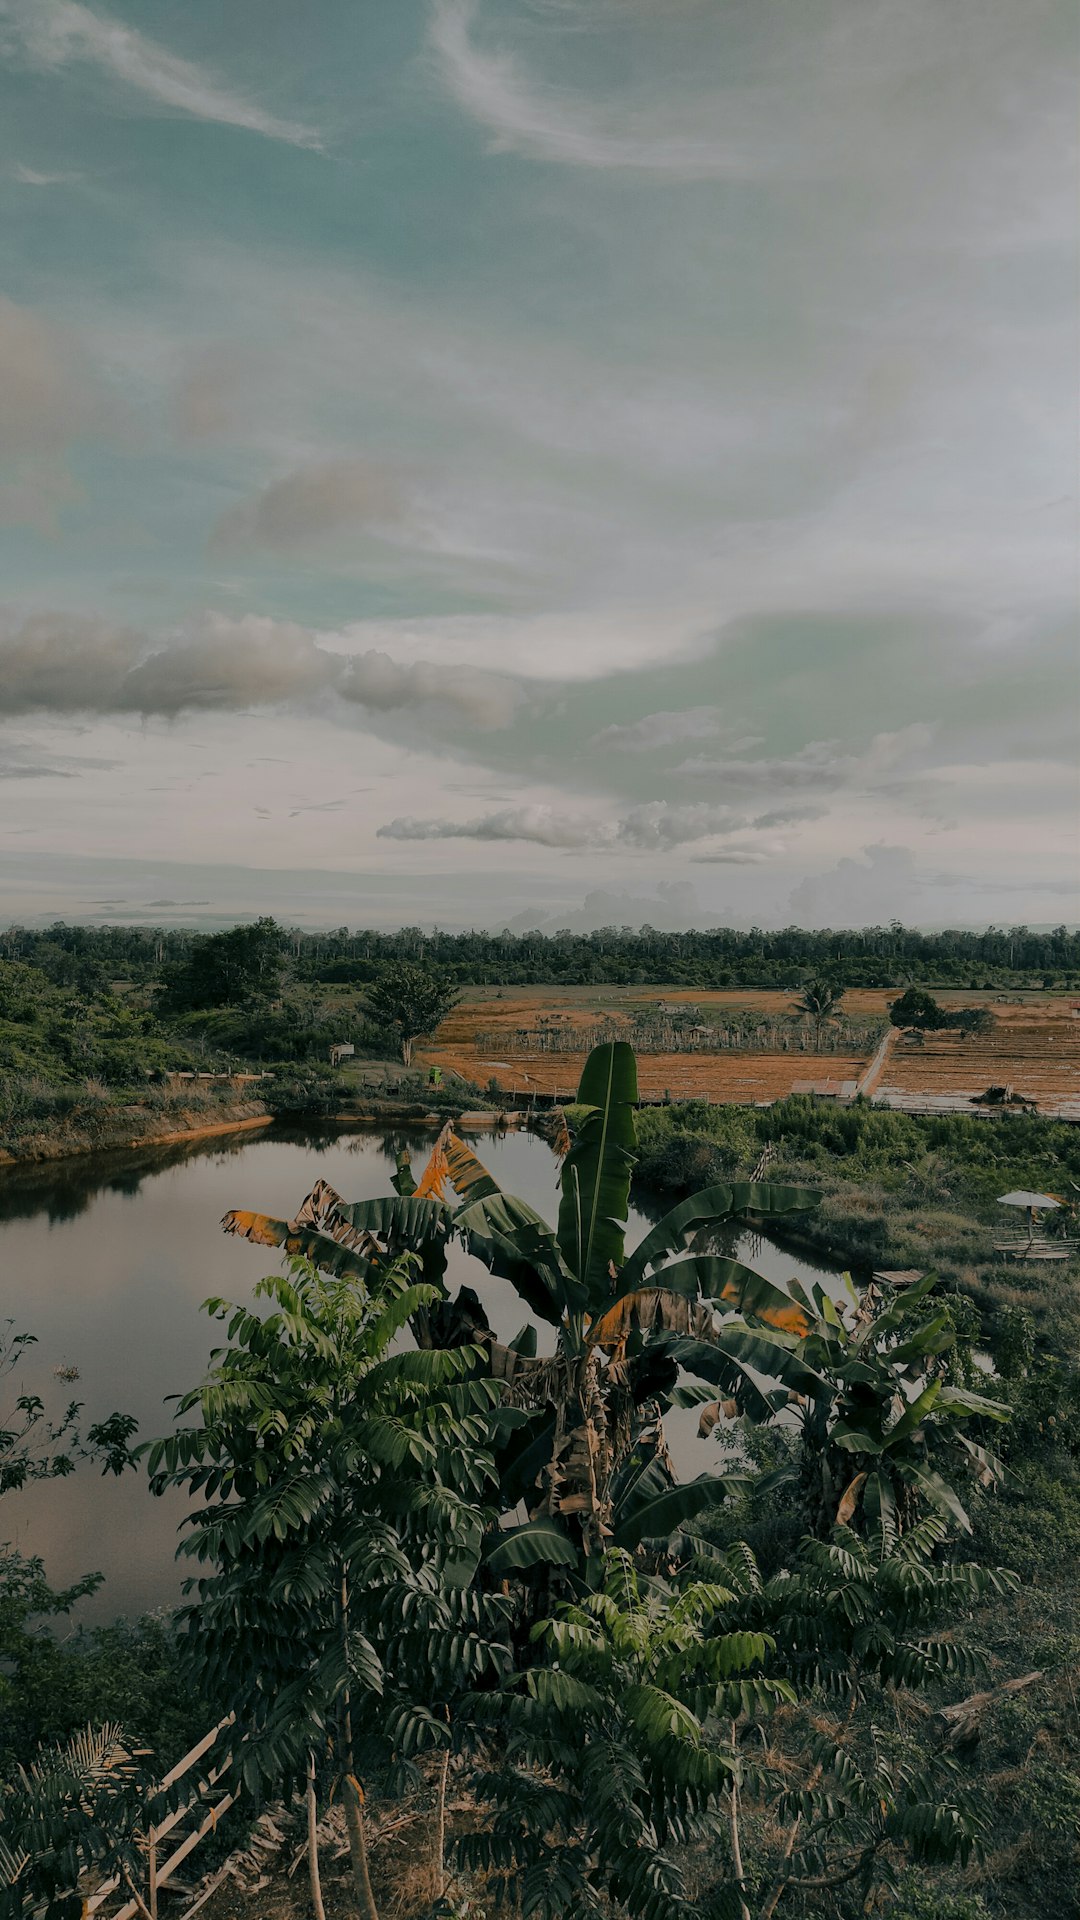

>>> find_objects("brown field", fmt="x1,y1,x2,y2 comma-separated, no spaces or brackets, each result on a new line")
420,987,1080,1115
879,1003,1080,1117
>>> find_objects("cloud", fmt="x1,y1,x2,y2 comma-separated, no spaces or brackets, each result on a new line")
213,461,406,550
676,725,937,795
0,299,99,464
592,708,738,752
688,847,775,866
379,805,595,849
13,162,84,185
338,651,518,729
378,798,775,854
788,844,921,927
0,610,516,729
751,805,826,830
1,0,321,147
428,0,759,177
0,296,106,528
498,880,730,935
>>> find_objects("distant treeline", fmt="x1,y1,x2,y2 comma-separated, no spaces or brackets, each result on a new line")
0,918,1077,990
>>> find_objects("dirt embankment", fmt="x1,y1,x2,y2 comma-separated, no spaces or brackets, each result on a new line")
0,1099,273,1166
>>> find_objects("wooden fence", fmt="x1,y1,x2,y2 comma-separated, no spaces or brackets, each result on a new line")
87,1717,238,1920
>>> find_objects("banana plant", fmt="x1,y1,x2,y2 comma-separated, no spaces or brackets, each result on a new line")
223,1043,822,1570
714,1268,1011,1537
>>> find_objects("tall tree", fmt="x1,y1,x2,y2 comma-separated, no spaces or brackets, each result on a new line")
792,977,845,1048
144,1255,510,1920
364,962,460,1065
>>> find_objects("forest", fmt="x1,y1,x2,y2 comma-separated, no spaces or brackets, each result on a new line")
2,920,1079,993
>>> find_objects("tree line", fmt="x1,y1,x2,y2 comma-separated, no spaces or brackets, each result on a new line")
2,919,1077,993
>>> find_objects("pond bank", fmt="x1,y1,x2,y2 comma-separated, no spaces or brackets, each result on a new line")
0,1098,529,1168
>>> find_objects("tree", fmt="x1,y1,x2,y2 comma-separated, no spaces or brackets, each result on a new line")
157,917,284,1013
889,988,945,1031
364,962,460,1065
0,1330,140,1918
460,1523,1011,1920
144,1255,511,1920
0,1722,158,1920
222,1044,823,1580
792,978,845,1048
461,1547,781,1920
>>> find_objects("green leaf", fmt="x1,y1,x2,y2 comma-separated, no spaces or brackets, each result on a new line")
613,1472,742,1549
557,1043,637,1302
886,1379,941,1447
484,1517,578,1575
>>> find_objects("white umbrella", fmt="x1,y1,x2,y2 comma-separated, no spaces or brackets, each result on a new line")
997,1191,1061,1210
997,1190,1062,1247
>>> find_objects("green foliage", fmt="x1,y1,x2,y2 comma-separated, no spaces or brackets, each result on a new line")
459,1549,769,1919
157,917,285,1013
704,1270,1010,1537
144,1256,510,1802
890,988,948,1031
5,918,1079,990
0,1722,156,1920
364,962,461,1065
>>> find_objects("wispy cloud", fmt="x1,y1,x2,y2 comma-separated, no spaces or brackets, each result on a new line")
1,0,321,147
212,460,407,552
428,0,759,177
13,161,84,185
591,708,750,753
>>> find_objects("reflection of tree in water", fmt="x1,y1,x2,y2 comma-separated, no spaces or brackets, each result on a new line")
0,1128,263,1227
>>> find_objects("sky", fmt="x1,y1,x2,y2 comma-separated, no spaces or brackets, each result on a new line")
0,0,1076,931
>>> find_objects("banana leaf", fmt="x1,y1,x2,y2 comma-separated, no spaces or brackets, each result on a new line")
613,1473,745,1550
557,1042,638,1302
665,1325,829,1420
484,1517,578,1575
618,1181,819,1291
597,1255,815,1337
221,1210,379,1283
329,1194,452,1246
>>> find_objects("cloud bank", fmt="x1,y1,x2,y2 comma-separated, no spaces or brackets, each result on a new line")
0,611,517,728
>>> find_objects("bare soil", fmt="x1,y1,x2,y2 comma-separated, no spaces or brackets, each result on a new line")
422,989,1080,1114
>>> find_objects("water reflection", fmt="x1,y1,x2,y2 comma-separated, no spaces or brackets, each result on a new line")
0,1124,842,1622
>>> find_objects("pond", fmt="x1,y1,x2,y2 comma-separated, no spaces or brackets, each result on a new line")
0,1124,845,1622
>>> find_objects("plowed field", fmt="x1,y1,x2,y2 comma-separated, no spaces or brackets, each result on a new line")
420,989,1080,1114
423,988,874,1103
879,1005,1080,1117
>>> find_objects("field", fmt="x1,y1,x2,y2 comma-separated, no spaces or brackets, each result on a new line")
421,986,1080,1115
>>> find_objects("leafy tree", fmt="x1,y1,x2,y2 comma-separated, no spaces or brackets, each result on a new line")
0,1722,158,1920
461,1547,780,1920
364,962,460,1065
144,1255,512,1920
0,1330,140,1918
157,917,284,1013
792,977,845,1048
460,1523,1012,1920
890,988,945,1031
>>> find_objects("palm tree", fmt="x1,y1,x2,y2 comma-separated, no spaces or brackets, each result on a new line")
793,977,845,1049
